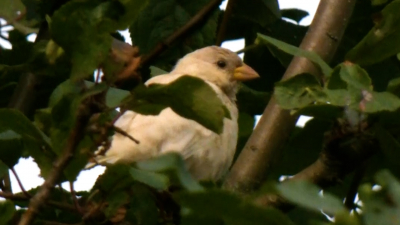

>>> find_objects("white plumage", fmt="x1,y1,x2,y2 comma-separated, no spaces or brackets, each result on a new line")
93,46,259,181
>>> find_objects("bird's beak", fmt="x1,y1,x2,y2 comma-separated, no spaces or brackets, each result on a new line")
233,64,260,81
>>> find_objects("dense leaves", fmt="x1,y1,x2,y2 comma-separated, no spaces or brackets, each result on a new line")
1,0,400,224
130,0,220,70
346,0,400,65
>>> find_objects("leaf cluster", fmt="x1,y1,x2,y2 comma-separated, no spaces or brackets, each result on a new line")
1,0,400,225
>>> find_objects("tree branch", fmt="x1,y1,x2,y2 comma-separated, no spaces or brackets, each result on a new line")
223,0,357,193
215,0,235,46
0,192,77,212
10,168,31,197
140,0,223,66
254,124,378,211
18,101,92,225
112,125,140,144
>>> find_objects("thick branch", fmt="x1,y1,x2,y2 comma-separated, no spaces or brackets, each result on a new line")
18,102,92,225
254,125,378,211
140,0,223,66
223,0,357,193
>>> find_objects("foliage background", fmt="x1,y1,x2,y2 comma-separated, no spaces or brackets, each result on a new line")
1,0,400,225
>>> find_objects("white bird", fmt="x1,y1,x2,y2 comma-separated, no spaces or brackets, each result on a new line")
93,46,259,181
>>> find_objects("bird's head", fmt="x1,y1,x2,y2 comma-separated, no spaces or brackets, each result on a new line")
171,46,260,100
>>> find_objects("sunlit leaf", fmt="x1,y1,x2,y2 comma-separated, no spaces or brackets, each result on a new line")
277,180,346,215
256,34,333,76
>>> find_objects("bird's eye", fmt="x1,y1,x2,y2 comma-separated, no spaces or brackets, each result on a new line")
217,60,227,68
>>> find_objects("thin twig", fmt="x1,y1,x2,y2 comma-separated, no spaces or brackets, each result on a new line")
112,125,140,144
69,182,83,214
95,68,101,83
0,192,77,212
18,102,92,225
235,44,258,54
10,168,31,197
140,0,223,66
215,0,235,46
223,0,357,193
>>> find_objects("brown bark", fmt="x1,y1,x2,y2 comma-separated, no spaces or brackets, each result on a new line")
223,0,357,193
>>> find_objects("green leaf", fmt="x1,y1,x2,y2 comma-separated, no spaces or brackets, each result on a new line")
374,170,400,203
236,84,270,115
387,77,400,96
358,170,400,225
277,180,346,215
150,66,168,77
270,119,332,180
136,153,203,192
129,75,231,134
50,1,119,80
51,80,130,109
274,73,323,109
49,79,83,107
281,9,309,23
371,0,389,6
361,91,400,113
374,125,400,177
104,191,129,219
230,0,280,27
116,0,150,29
0,161,8,178
338,63,372,91
130,0,220,70
93,164,135,193
84,81,130,108
63,136,92,182
0,0,24,21
0,130,23,167
124,183,159,225
346,0,400,65
295,105,343,119
286,207,331,225
0,109,51,169
256,34,333,76
175,190,295,225
0,201,15,225
129,167,170,190
0,109,46,143
235,113,256,160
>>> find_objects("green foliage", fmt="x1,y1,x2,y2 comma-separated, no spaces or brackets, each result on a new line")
176,190,295,225
358,170,400,225
274,63,400,115
1,0,400,224
346,0,400,65
256,34,333,76
277,180,346,215
0,201,15,225
230,0,280,27
126,75,231,134
130,0,220,70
